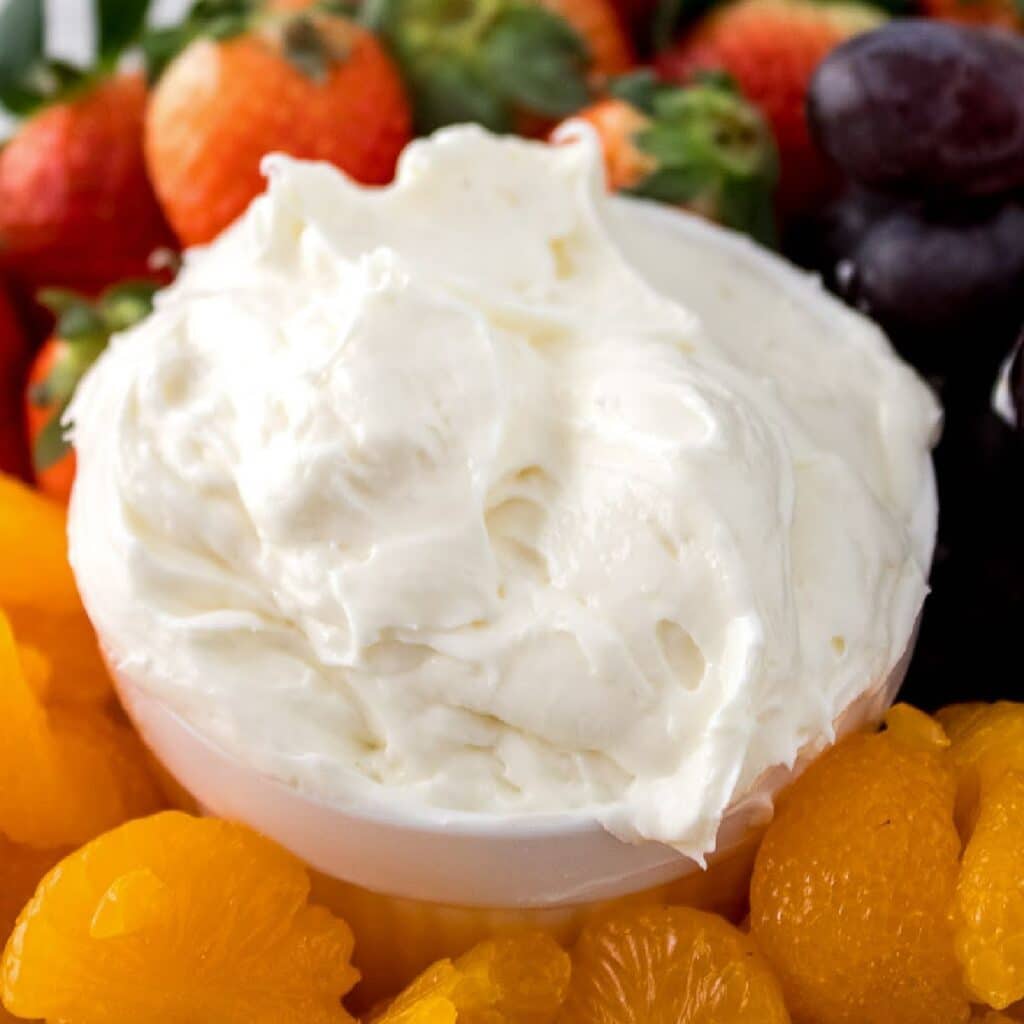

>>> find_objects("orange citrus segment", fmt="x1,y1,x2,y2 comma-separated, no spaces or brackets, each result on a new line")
954,771,1024,1010
938,703,1024,837
0,473,111,705
0,475,78,611
378,932,570,1024
558,905,790,1023
0,835,66,1024
1,811,359,1024
0,834,65,944
0,611,162,848
937,704,991,743
885,702,951,752
750,727,970,1024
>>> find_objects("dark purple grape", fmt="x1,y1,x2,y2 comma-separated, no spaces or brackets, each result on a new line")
838,200,1024,369
783,184,906,283
808,21,1024,197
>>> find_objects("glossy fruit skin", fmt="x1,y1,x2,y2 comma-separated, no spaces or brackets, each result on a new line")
559,905,791,1024
0,474,112,705
1,811,359,1024
937,701,1024,835
568,98,656,190
750,728,970,1024
146,17,412,247
836,199,1024,365
0,75,175,295
0,285,30,481
782,183,903,283
658,0,883,213
25,339,76,503
377,932,570,1022
0,610,163,849
954,771,1024,1010
0,836,65,950
808,21,1024,197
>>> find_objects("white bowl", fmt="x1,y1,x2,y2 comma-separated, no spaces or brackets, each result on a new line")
94,197,937,999
101,197,937,913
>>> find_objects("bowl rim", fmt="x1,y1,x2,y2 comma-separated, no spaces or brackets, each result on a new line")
85,195,939,904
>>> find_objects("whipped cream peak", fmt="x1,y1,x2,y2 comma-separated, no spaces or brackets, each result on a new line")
69,126,940,859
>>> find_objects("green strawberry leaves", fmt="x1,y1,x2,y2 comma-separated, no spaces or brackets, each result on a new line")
97,0,152,64
31,282,158,470
0,0,50,114
0,0,154,117
407,54,512,132
614,71,779,246
482,7,589,117
367,0,593,134
0,0,42,83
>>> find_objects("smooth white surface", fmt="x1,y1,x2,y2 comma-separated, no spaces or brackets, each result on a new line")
109,627,916,907
69,128,940,862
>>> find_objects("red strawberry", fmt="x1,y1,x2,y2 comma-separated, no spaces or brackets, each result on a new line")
0,281,31,481
25,282,157,504
145,9,412,246
557,73,778,244
0,73,176,296
658,0,884,213
918,0,1021,29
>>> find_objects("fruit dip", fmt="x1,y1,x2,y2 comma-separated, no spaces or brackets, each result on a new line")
67,125,940,861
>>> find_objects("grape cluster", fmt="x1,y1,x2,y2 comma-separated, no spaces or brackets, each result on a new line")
802,21,1024,375
796,21,1024,709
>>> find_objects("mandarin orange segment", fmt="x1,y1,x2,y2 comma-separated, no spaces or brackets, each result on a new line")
6,606,112,707
0,834,66,944
1,811,359,1024
954,771,1024,1010
0,475,78,611
884,703,951,752
0,835,66,1024
937,704,991,743
378,932,570,1024
0,612,162,848
938,703,1024,837
0,473,111,705
750,727,970,1024
558,905,790,1024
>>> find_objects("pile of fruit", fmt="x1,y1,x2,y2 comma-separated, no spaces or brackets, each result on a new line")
0,0,1022,1019
0,0,1021,697
1,471,1023,1022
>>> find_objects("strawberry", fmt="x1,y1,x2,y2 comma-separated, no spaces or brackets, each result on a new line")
0,0,176,295
144,6,412,246
918,0,1021,29
657,0,885,213
0,281,31,481
365,0,633,135
558,71,778,244
25,282,157,503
